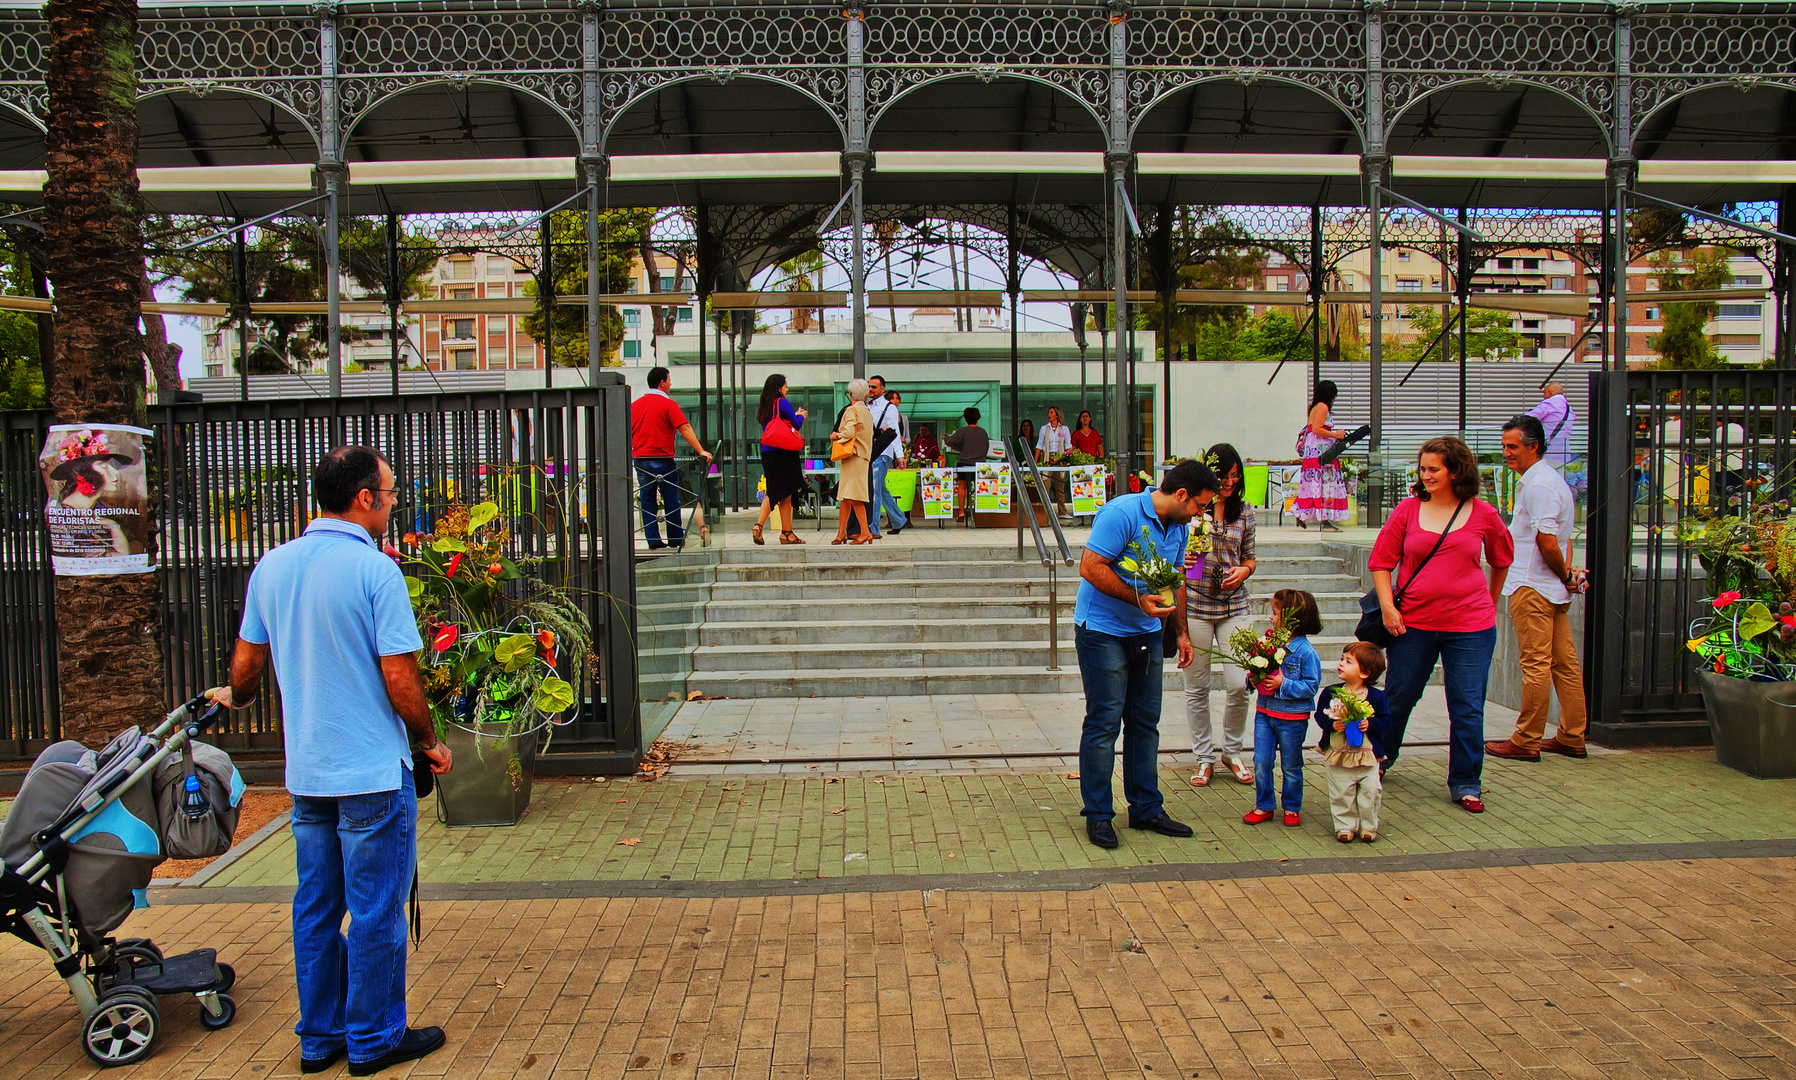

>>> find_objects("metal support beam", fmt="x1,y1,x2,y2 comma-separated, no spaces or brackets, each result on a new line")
1371,185,1487,242
1457,207,1470,433
1008,202,1020,434
324,169,342,397
1367,161,1386,523
1310,204,1324,394
386,211,400,396
1782,189,1796,369
1623,189,1796,248
850,159,867,380
540,217,555,387
584,166,603,384
233,219,248,401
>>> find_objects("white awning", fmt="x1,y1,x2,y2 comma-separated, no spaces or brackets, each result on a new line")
1137,153,1361,177
875,151,1104,175
608,152,841,182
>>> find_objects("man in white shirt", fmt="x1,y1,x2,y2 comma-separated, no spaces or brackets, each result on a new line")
1525,382,1577,468
866,375,908,536
1487,414,1588,763
1036,406,1074,516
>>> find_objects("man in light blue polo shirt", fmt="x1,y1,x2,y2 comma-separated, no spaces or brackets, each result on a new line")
1074,458,1218,850
210,446,450,1077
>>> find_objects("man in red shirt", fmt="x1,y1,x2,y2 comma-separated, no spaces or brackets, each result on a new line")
631,366,712,550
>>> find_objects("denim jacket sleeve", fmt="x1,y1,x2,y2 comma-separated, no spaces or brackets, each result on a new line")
1277,637,1322,704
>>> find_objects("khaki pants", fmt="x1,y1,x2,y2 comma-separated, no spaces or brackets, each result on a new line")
1183,614,1252,765
1325,763,1381,836
1508,586,1588,752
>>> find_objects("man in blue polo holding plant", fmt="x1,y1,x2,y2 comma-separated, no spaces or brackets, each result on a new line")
1074,458,1219,849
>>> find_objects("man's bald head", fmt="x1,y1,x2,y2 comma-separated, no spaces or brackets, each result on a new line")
1541,381,1564,398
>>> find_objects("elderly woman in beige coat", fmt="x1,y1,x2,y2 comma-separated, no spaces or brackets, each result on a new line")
831,378,876,545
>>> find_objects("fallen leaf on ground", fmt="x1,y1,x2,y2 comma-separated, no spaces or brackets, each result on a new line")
1065,773,1079,780
687,690,704,700
495,979,506,988
617,837,641,847
829,808,846,815
1123,939,1146,955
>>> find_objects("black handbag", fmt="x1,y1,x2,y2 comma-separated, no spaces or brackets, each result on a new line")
1355,499,1464,647
1316,424,1371,466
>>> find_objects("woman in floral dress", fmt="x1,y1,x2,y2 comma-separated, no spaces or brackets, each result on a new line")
1295,380,1350,531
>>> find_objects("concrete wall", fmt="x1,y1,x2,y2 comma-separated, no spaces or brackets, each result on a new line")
1167,360,1312,463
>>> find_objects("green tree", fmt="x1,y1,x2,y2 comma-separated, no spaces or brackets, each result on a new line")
1649,246,1734,370
1187,309,1317,364
776,248,825,333
151,219,335,374
0,236,46,408
1137,211,1267,362
1386,305,1522,367
520,208,653,367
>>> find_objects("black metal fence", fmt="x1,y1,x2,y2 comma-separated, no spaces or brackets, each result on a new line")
1,381,643,772
1586,369,1795,746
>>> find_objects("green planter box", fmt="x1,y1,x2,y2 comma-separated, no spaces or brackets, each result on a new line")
887,468,918,513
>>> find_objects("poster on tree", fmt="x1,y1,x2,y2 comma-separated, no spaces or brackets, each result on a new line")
1070,465,1109,515
38,424,153,575
919,468,956,519
974,461,1011,513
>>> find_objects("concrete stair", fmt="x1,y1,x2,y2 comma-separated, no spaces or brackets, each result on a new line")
648,540,1392,700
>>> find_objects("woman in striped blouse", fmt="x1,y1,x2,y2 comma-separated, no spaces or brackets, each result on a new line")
1183,442,1258,788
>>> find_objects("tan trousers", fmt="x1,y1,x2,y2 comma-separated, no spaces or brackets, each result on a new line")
1325,763,1381,836
1508,587,1588,751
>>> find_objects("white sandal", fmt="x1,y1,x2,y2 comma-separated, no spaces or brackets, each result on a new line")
1224,758,1255,785
1189,763,1213,787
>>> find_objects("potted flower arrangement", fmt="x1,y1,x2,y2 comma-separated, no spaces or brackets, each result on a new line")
1185,517,1213,582
1218,620,1292,691
1675,495,1796,778
400,499,592,824
1116,526,1185,607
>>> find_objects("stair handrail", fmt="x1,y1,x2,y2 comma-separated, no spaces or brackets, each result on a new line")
1010,438,1075,566
1005,436,1053,568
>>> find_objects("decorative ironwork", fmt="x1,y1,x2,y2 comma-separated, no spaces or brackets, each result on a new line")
339,72,583,137
1127,5,1365,131
1380,10,1614,133
337,12,582,75
139,16,321,83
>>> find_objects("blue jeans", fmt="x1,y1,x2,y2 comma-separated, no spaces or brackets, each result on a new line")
1076,625,1165,822
634,458,683,547
1253,711,1308,813
1384,625,1497,801
868,454,905,535
291,770,416,1064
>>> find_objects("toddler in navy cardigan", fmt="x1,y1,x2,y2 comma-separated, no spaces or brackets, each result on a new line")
1315,641,1392,843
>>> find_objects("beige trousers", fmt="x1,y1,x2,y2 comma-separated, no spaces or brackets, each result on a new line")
1508,587,1588,752
1325,763,1382,835
1183,613,1253,765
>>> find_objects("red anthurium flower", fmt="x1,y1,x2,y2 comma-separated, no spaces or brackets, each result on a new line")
1712,591,1742,609
432,624,459,652
446,553,463,578
536,629,556,653
488,561,502,575
401,532,417,546
382,542,401,560
1781,615,1796,628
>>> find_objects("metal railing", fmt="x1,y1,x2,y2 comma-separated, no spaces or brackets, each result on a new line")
1006,437,1075,672
2,383,644,770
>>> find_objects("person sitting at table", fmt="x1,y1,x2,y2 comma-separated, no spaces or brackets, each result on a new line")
944,407,990,522
911,424,942,467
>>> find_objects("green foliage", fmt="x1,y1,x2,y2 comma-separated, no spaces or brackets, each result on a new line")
519,208,654,367
1136,211,1268,362
0,239,44,409
1649,247,1735,370
1183,309,1319,364
1385,305,1522,367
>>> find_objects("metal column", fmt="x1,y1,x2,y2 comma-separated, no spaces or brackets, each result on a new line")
1008,203,1020,431
233,220,248,401
1310,205,1323,393
1367,172,1384,521
540,218,555,388
1457,208,1470,435
386,212,401,397
324,171,342,397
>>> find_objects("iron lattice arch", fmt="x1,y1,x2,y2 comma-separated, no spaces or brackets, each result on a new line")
0,1,1793,167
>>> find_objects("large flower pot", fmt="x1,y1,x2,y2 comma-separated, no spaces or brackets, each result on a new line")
434,721,539,826
1696,670,1796,779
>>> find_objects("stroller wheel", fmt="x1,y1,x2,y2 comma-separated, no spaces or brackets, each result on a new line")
115,938,163,962
212,963,236,994
83,989,160,1067
198,993,236,1031
113,944,164,974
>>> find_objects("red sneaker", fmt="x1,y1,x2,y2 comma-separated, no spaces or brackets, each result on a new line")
1242,809,1274,825
1282,812,1301,827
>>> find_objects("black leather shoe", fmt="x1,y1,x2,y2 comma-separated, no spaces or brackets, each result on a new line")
1128,813,1195,838
301,1047,346,1074
1086,819,1119,849
348,1028,447,1077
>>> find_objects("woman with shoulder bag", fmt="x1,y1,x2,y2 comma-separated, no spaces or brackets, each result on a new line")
831,379,876,545
1366,436,1515,813
753,374,808,546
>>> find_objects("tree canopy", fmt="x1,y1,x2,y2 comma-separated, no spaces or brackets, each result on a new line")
1648,246,1735,370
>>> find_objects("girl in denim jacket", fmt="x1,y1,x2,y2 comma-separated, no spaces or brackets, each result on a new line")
1242,589,1323,827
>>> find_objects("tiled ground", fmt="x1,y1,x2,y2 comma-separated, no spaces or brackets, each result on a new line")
5,857,1793,1080
663,688,1521,773
199,749,1792,889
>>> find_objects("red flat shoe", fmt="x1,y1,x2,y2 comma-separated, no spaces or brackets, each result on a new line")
1242,809,1274,825
1459,795,1485,813
1282,812,1301,827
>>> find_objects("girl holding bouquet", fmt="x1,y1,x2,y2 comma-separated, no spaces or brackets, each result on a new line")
1315,642,1392,843
1242,589,1323,827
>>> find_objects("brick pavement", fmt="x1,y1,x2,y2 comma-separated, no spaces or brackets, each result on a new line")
202,749,1796,889
4,857,1795,1079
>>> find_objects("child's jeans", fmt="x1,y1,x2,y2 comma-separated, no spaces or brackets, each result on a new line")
1253,711,1307,813
1326,762,1382,835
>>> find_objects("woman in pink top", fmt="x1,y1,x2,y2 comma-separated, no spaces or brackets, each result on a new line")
1369,436,1514,814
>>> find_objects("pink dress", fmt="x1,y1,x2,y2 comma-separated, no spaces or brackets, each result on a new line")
1294,409,1349,523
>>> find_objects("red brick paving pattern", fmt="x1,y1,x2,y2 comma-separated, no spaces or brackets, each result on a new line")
3,857,1794,1079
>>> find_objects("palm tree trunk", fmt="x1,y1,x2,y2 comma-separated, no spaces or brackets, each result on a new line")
44,0,166,747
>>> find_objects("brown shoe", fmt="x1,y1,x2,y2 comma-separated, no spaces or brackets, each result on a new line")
1484,740,1541,762
1539,736,1588,759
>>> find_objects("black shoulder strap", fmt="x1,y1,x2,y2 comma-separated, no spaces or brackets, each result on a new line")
1392,499,1466,607
1548,403,1571,442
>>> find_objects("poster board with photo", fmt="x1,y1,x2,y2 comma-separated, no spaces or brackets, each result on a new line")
38,424,154,575
919,468,956,519
1070,465,1109,516
974,461,1011,513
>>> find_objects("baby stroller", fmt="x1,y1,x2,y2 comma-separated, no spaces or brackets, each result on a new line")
0,694,244,1067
